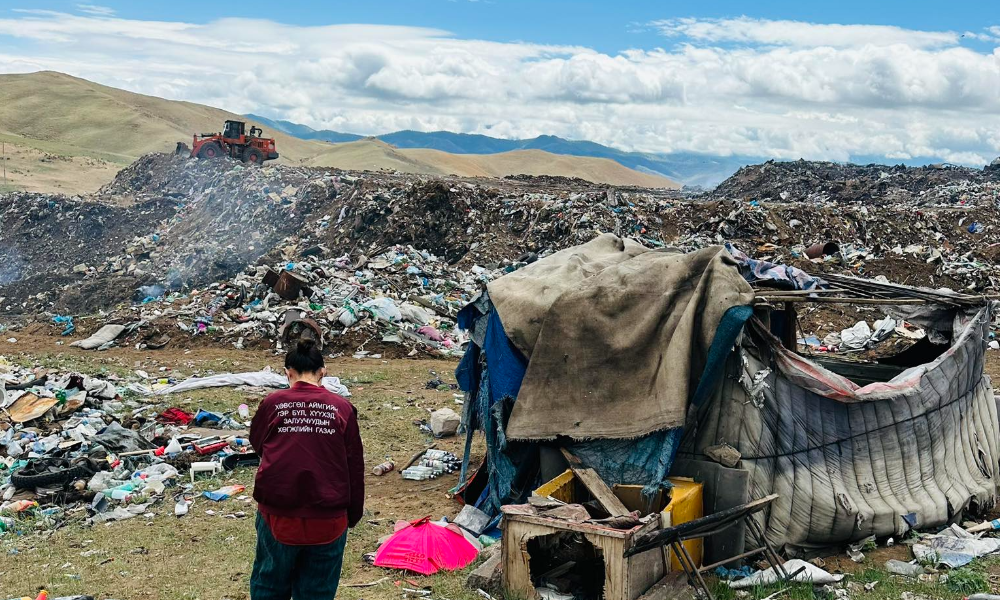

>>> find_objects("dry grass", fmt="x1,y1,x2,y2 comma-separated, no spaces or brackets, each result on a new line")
405,147,680,188
305,140,679,189
0,71,679,194
0,135,123,194
0,71,324,164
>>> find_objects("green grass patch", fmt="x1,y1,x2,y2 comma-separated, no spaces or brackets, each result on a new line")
946,566,990,595
344,369,391,385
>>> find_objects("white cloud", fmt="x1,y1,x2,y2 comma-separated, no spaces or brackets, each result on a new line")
0,11,998,165
75,4,115,17
651,17,959,49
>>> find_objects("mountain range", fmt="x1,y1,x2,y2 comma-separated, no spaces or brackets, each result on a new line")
246,114,760,188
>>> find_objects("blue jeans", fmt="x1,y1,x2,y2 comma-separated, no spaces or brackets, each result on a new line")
250,513,348,600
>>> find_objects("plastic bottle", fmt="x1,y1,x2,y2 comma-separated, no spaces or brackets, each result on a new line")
0,516,14,533
6,440,23,458
238,404,250,419
885,559,924,577
110,489,133,501
372,461,394,476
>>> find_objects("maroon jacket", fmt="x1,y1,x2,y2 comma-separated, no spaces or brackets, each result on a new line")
250,381,365,525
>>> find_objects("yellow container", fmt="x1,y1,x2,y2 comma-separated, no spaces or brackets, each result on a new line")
659,478,704,571
534,470,704,571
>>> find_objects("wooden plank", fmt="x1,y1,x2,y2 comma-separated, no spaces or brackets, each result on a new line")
780,302,796,350
754,296,930,305
502,511,645,539
560,448,631,517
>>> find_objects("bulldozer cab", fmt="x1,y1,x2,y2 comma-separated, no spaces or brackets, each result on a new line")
223,120,245,140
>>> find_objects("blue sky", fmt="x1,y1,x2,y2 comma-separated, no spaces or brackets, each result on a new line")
1,2,999,164
25,0,1000,53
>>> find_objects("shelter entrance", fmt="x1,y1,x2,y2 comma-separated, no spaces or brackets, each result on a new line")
527,531,606,600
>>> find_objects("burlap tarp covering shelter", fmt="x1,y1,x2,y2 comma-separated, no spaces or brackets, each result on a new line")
489,234,753,441
684,308,1000,552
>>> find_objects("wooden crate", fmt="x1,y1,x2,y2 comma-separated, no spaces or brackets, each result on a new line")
501,509,665,600
535,470,705,572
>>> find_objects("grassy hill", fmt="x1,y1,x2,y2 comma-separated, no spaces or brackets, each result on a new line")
303,139,679,187
248,113,757,187
0,71,322,162
0,71,678,192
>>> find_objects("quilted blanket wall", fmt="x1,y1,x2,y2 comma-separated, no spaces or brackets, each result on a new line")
684,308,999,552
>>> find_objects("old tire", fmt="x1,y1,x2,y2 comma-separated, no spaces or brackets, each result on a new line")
197,142,223,159
243,147,264,165
11,459,87,490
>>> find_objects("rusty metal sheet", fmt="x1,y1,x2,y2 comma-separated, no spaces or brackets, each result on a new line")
7,393,58,423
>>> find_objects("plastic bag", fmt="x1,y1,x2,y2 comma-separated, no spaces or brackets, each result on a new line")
362,298,402,323
203,484,246,502
399,303,432,326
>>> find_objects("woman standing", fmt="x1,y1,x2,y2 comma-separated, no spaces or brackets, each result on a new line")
249,339,365,599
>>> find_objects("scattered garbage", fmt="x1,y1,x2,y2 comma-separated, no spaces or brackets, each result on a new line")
0,355,273,535
885,559,925,577
729,558,843,588
913,524,1000,568
400,449,461,480
453,504,492,536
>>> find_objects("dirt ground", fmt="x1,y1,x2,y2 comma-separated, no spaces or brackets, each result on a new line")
4,331,1000,599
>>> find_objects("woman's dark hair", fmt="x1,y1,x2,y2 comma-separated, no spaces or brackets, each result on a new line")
285,339,324,373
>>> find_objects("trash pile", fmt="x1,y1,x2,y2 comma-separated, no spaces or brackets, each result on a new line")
711,158,1000,205
0,357,346,532
4,151,1000,354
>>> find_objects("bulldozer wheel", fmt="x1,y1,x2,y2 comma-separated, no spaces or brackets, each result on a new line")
197,142,223,159
243,147,264,165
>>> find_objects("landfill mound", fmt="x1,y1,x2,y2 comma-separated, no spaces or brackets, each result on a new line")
0,192,177,311
711,159,1000,204
2,152,1000,357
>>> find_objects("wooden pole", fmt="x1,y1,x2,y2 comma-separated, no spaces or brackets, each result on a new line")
755,296,930,305
781,301,796,350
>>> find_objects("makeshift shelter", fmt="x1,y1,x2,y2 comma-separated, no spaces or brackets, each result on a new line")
456,235,754,516
456,233,1000,555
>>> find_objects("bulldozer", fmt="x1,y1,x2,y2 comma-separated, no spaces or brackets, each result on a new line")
188,120,278,165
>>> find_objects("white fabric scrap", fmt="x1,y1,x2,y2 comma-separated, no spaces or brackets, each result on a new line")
822,332,843,347
840,321,873,350
913,524,1000,568
730,559,843,588
70,324,127,350
154,368,350,397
